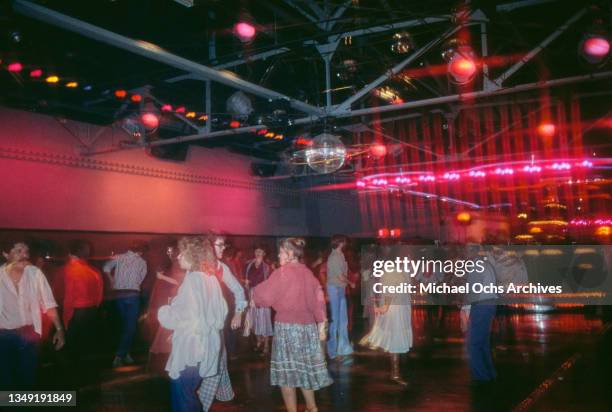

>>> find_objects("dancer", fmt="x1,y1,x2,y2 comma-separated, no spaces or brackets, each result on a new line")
147,241,185,372
158,237,227,412
254,237,332,412
62,240,103,384
326,234,354,359
0,241,65,390
196,232,246,410
465,244,498,384
245,245,273,356
360,245,412,386
103,241,148,367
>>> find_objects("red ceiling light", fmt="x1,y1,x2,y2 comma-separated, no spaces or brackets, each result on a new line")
234,21,256,43
378,228,390,238
161,104,173,112
449,56,476,84
537,123,556,138
445,43,478,85
140,112,160,131
175,106,186,114
580,34,611,66
7,62,23,73
371,143,388,157
29,69,43,78
114,89,127,99
130,94,142,103
229,120,241,128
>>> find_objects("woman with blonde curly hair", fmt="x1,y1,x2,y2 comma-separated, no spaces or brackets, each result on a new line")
157,237,227,412
253,238,332,412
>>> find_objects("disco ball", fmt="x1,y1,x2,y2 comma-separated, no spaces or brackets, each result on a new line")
305,133,346,174
226,91,253,119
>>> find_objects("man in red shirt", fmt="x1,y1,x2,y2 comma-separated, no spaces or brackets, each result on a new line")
62,240,103,382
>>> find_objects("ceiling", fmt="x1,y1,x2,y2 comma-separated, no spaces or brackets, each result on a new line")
0,0,611,165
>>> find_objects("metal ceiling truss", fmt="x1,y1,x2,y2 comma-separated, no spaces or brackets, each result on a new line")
12,0,608,154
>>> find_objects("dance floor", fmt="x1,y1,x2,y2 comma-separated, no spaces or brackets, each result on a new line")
36,308,611,412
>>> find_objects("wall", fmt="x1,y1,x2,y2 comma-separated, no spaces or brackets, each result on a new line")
0,108,319,236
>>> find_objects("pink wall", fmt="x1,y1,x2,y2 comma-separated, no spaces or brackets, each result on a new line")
0,108,310,235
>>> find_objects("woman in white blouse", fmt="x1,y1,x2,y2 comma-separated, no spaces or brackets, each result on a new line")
157,237,228,412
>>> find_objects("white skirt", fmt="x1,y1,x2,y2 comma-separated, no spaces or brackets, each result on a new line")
360,305,413,354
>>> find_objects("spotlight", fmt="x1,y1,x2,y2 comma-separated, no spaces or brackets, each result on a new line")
371,144,387,157
175,106,186,114
7,62,23,73
234,21,256,43
114,89,127,99
579,34,610,66
141,112,160,132
444,43,478,85
29,69,43,78
391,31,413,54
456,212,472,224
161,104,173,112
229,120,241,128
131,94,142,103
537,123,556,138
45,75,59,84
65,81,79,88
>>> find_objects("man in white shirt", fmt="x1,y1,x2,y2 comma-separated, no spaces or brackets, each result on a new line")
0,242,65,390
103,241,148,367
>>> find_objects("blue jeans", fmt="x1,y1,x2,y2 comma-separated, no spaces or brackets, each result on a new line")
0,326,39,390
115,295,140,357
326,285,353,358
468,304,497,381
171,366,202,412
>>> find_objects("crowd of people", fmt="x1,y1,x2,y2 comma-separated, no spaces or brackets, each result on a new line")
0,232,517,412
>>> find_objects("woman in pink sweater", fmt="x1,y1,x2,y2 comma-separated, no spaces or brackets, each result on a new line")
253,238,332,412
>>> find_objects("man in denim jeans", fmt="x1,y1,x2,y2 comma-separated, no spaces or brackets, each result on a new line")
104,241,148,367
326,234,354,360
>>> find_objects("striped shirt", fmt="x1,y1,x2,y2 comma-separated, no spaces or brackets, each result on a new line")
103,251,147,291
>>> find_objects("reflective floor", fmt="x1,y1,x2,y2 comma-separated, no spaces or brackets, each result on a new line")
37,308,612,411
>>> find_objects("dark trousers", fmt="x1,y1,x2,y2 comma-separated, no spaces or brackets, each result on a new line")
468,303,497,381
0,326,39,390
66,307,98,384
170,366,202,412
115,295,140,357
